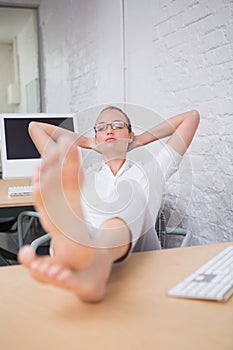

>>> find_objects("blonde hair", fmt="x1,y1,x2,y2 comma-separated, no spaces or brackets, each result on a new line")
99,105,132,133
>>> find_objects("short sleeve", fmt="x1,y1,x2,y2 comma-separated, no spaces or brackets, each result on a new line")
155,143,182,181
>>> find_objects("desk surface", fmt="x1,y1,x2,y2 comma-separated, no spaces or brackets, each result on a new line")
0,242,232,350
0,178,33,208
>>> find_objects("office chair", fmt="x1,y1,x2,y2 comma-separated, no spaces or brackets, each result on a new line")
155,210,192,248
0,217,17,232
30,233,51,253
17,211,48,254
0,212,47,262
29,210,192,255
0,217,18,264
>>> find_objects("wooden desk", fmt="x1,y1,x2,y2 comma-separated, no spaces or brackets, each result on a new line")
0,242,232,350
0,179,34,217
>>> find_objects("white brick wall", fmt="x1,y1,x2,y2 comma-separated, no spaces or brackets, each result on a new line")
3,0,232,246
39,0,124,112
125,0,233,245
39,0,233,245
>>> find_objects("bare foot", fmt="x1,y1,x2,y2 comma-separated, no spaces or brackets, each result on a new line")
18,245,111,302
18,131,111,302
33,134,90,248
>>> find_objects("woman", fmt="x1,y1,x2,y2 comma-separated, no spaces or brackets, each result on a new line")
18,106,200,302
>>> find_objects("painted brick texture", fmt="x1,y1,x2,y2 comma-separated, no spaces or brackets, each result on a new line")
25,0,233,245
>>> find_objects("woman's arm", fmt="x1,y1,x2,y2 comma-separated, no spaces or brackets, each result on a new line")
28,121,97,156
128,110,200,155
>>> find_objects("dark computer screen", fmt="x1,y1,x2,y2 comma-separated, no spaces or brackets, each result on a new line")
4,117,74,160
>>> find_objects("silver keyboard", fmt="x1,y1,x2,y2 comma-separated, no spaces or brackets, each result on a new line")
8,185,33,196
167,246,233,302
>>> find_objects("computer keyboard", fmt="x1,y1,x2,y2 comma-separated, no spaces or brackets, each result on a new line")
8,185,33,196
167,246,233,302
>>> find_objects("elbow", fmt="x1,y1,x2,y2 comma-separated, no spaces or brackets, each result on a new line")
190,109,200,125
28,121,36,136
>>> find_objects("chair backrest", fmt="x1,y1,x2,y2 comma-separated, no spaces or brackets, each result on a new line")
17,211,45,248
0,217,17,232
155,210,192,248
29,210,192,255
155,210,166,248
0,217,18,264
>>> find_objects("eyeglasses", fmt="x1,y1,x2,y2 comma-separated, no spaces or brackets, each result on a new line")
94,120,130,133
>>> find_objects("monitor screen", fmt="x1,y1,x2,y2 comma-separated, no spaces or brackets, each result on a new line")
0,114,75,179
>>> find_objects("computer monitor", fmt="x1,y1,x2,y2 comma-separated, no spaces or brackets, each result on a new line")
0,114,75,179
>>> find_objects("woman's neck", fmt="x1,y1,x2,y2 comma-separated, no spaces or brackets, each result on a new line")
105,158,126,176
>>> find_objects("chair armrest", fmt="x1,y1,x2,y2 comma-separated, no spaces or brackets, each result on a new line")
30,233,51,252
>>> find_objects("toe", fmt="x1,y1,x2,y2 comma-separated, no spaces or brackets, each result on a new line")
18,245,36,266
